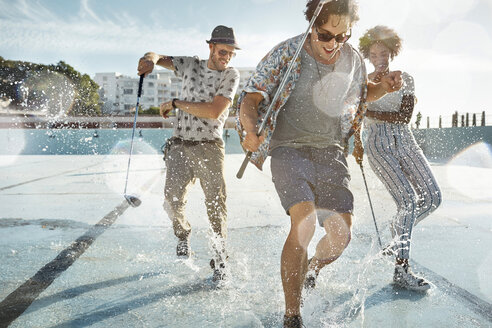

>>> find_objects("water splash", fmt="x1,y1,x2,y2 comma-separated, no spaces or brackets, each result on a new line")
17,70,76,121
99,139,162,196
446,142,492,201
0,129,26,166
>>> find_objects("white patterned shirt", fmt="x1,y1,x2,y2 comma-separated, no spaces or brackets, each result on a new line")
172,56,240,142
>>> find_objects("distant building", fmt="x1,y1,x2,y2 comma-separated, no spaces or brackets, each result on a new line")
94,71,180,115
94,67,254,115
94,72,119,114
236,67,256,94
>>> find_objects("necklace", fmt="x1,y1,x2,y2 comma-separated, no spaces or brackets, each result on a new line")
308,37,337,93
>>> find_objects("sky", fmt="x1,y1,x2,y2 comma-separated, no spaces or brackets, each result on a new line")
1,0,492,120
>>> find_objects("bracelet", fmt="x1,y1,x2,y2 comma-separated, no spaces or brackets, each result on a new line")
172,98,178,109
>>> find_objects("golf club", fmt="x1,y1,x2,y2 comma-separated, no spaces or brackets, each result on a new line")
236,0,333,179
123,74,144,207
359,162,382,248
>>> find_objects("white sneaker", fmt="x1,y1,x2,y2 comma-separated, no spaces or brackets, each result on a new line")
393,264,430,291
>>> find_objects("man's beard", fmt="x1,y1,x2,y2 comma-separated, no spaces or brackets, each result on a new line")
210,55,226,71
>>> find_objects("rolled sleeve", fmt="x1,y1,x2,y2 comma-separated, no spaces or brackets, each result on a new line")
172,56,196,78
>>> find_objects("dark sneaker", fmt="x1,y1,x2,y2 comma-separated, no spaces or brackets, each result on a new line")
210,259,226,282
393,264,430,291
283,315,303,328
176,238,190,258
304,272,318,290
304,258,318,290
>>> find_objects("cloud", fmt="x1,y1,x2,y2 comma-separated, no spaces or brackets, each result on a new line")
0,0,295,72
0,0,57,22
432,21,492,57
79,0,103,23
1,0,490,118
412,0,479,24
389,47,492,116
0,0,209,57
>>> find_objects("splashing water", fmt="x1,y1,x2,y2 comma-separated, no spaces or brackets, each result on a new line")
446,142,492,201
100,139,162,195
312,72,351,117
17,70,76,121
0,129,26,166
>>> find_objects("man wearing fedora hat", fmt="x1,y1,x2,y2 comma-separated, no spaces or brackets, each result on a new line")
138,25,240,282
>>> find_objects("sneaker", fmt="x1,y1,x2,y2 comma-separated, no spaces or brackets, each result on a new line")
283,315,303,328
393,264,430,291
210,259,226,282
176,238,190,258
304,271,318,290
303,258,318,290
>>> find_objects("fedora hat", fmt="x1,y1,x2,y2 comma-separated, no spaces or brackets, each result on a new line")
206,25,240,50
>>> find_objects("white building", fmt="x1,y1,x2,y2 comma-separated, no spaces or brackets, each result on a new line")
94,72,120,114
94,67,254,115
236,67,256,94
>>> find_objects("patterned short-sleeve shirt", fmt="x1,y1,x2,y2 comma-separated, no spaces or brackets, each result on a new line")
235,34,367,170
173,56,240,142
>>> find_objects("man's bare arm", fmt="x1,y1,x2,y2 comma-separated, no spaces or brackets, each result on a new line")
239,92,265,152
160,96,231,120
138,52,174,76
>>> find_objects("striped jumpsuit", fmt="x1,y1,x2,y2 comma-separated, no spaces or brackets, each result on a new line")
364,72,442,260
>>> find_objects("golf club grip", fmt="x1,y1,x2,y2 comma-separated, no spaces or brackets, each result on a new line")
137,75,144,98
236,151,252,179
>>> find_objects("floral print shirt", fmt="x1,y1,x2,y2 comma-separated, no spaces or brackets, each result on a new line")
236,34,367,170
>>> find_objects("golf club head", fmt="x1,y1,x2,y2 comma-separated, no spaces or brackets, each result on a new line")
124,194,142,207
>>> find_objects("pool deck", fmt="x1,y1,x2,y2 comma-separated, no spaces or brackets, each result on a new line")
0,154,491,327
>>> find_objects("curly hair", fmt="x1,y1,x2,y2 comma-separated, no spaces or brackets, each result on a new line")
358,25,402,59
304,0,359,28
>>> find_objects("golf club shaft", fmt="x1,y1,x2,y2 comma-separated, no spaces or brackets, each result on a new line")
124,75,144,195
236,0,327,179
360,163,383,248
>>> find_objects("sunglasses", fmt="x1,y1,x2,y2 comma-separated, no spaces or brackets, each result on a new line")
315,27,351,43
216,48,236,58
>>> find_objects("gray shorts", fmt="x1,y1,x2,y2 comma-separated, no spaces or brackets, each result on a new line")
270,146,353,225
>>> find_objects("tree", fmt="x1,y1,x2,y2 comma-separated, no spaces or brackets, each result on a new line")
0,57,101,116
50,61,101,116
139,106,161,116
230,93,240,116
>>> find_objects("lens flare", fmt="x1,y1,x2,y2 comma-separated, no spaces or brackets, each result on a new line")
359,0,410,30
101,138,163,195
17,71,76,121
313,71,351,117
0,129,26,166
478,251,492,299
446,142,492,201
414,0,478,24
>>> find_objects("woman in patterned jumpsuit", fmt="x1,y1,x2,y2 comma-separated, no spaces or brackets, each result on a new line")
354,25,442,291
